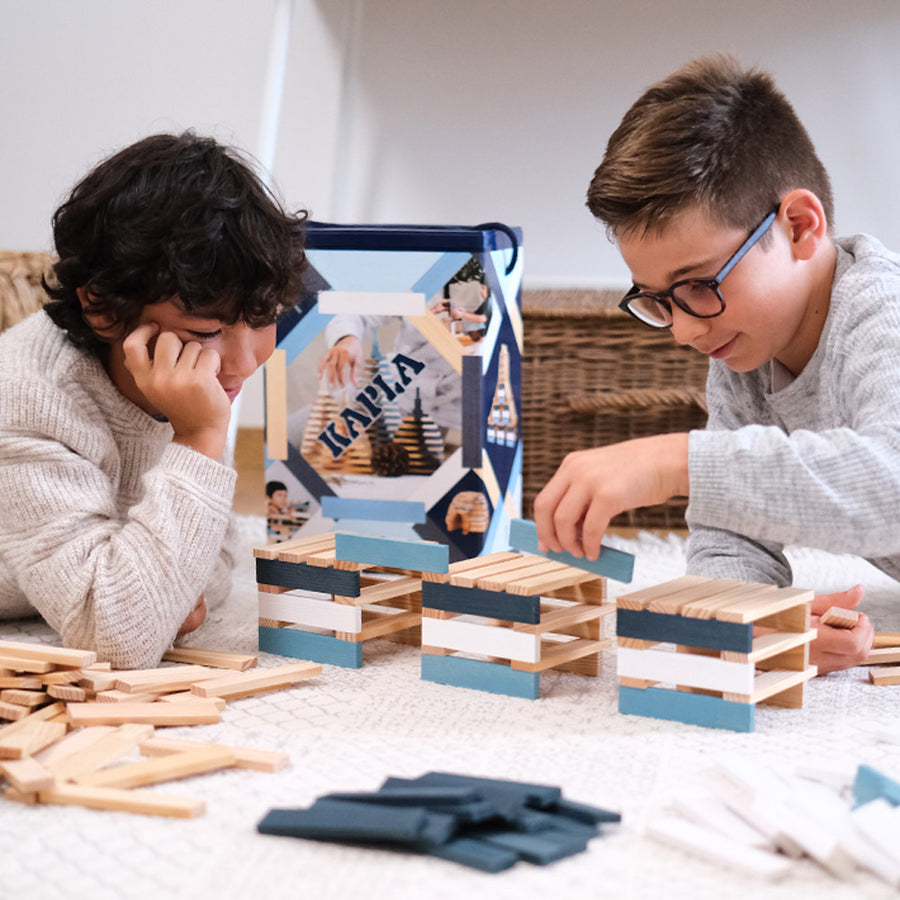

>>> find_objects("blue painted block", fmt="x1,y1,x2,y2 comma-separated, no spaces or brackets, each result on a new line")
321,496,426,524
322,786,480,807
257,799,454,848
462,355,484,469
421,653,540,700
402,772,563,811
477,827,589,865
618,685,755,732
852,764,900,808
421,580,540,624
335,531,449,574
508,519,634,583
259,626,363,668
548,797,621,826
427,837,519,872
256,557,360,597
616,608,753,653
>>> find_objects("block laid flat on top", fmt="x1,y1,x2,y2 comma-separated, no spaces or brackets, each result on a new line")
334,532,449,574
507,519,634,583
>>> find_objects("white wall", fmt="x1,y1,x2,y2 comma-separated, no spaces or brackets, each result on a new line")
3,0,900,427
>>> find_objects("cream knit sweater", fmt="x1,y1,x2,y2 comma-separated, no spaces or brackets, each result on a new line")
0,311,238,668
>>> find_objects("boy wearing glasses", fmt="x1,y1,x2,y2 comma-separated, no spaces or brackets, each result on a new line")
534,54,898,673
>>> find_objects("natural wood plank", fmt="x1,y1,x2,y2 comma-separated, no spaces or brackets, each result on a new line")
113,665,220,694
722,667,816,704
647,579,745,616
715,587,813,625
721,629,817,665
36,782,205,818
820,606,860,629
873,632,900,649
0,719,67,760
863,647,900,666
869,665,900,686
0,639,96,668
511,637,610,673
189,662,321,700
0,756,54,792
680,582,778,620
139,736,290,772
66,701,222,727
0,689,48,707
162,647,258,671
45,724,155,782
616,575,711,611
75,745,236,789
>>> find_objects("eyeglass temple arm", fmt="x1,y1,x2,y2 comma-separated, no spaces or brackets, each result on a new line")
715,209,779,282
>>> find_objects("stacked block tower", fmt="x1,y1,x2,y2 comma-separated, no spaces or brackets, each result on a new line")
615,575,817,732
255,532,445,669
419,550,615,700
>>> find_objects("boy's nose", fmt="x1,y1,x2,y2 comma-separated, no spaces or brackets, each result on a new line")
220,324,275,380
669,306,711,348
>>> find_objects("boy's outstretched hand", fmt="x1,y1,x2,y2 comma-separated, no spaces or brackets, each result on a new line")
809,584,874,675
123,323,231,460
533,433,690,560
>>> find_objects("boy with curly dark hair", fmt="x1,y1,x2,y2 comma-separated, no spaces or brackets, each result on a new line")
0,132,308,667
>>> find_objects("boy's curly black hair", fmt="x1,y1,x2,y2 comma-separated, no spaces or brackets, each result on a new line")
43,131,308,350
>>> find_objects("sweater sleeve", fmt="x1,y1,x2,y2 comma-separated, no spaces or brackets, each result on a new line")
687,248,900,581
0,391,237,669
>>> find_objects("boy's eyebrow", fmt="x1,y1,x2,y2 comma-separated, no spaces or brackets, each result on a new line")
634,256,721,290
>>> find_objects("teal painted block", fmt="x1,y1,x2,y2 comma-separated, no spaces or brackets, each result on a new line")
853,764,900,808
421,653,540,699
321,496,426,523
508,519,634,583
259,626,363,668
335,531,449,574
618,685,755,732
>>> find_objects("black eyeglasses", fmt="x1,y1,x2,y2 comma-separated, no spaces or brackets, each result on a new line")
618,208,779,328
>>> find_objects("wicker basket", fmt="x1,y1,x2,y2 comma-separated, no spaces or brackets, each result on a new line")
0,251,53,334
521,289,710,529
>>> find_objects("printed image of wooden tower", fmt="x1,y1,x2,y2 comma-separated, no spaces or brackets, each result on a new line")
393,388,444,474
487,344,517,448
300,379,373,476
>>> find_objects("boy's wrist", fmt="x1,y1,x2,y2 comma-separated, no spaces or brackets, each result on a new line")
172,428,227,461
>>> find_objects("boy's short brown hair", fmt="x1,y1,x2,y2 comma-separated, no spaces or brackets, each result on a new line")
587,54,834,237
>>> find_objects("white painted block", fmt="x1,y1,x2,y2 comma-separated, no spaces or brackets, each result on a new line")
258,590,362,633
646,816,793,880
317,291,427,317
617,645,754,694
421,617,540,663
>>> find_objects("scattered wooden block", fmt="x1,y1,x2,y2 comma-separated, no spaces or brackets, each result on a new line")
45,724,155,783
139,736,290,773
0,756,55,792
162,647,258,671
873,632,900,649
820,607,860,629
869,666,900,687
0,719,68,760
66,700,222,728
113,665,220,694
36,782,205,819
863,647,900,666
189,661,321,701
0,639,96,668
75,745,236,789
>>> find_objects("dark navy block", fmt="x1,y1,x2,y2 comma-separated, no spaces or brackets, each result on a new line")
615,607,753,653
477,827,589,865
462,355,484,469
427,836,519,872
322,786,480,807
548,797,621,825
256,557,360,597
409,772,563,811
422,580,540,624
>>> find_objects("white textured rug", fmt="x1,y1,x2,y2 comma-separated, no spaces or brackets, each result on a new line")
1,517,898,900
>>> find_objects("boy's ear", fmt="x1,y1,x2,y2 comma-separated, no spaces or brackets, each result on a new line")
780,189,829,261
77,288,121,339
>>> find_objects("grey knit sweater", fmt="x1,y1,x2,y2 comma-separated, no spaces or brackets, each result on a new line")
687,233,900,589
0,311,238,668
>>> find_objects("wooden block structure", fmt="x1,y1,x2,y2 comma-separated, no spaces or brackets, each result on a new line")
420,551,614,699
255,532,447,668
615,576,817,732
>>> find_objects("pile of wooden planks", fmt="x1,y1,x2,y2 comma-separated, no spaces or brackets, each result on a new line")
0,640,320,818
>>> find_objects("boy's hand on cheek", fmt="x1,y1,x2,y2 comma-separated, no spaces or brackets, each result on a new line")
533,433,690,561
123,324,231,459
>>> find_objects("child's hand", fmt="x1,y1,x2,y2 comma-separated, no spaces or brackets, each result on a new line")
318,335,363,388
533,433,690,560
809,585,874,674
123,323,231,459
176,596,207,637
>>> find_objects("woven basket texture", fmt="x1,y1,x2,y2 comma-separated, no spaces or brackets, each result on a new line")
0,251,53,333
521,289,710,529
